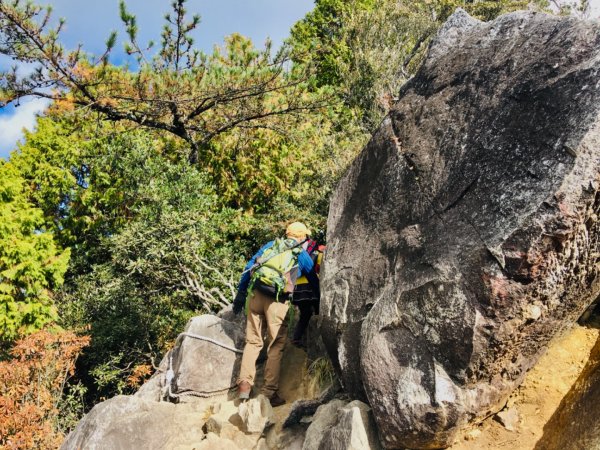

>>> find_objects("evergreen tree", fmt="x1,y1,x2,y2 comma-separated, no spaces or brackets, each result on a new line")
0,162,70,343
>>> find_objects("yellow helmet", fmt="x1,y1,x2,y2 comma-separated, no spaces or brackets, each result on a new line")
285,222,311,240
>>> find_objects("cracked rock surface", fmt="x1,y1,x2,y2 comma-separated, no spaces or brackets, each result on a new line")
321,9,600,449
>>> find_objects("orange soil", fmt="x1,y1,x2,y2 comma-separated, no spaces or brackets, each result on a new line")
450,324,599,450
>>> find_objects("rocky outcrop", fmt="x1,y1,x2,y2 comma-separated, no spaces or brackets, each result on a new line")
62,315,246,449
60,396,207,450
303,399,381,450
169,315,245,398
203,397,265,449
283,380,341,428
321,9,600,449
63,312,326,450
136,314,245,401
302,399,347,449
238,395,274,433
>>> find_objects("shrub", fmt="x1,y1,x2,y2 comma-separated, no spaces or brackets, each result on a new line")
0,329,89,450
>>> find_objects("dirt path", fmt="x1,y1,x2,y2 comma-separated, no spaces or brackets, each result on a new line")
271,344,309,423
450,324,599,450
246,322,599,449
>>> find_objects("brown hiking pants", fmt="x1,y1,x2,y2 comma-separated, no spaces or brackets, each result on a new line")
237,289,289,397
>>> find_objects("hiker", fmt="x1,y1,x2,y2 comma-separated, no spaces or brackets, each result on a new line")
290,239,325,349
232,222,320,407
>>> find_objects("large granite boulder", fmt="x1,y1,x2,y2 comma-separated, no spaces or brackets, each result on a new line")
60,396,206,450
136,314,245,400
171,315,245,397
63,315,248,448
321,9,600,449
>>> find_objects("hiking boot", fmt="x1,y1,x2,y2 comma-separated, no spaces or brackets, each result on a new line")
268,392,286,407
238,381,251,400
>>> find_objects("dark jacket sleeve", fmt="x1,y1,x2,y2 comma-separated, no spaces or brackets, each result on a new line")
297,249,320,298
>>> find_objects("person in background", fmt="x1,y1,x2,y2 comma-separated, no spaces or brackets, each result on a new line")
290,239,324,349
232,222,319,407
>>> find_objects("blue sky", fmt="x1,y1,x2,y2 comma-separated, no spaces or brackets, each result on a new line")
0,0,315,159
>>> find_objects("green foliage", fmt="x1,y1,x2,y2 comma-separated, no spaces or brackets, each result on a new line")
9,115,166,252
205,93,366,214
55,380,87,434
0,162,70,342
289,0,549,131
290,0,376,88
53,132,253,401
88,353,131,396
306,356,335,398
9,116,83,241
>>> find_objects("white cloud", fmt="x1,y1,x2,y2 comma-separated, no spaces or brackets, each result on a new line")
0,99,50,159
0,55,40,76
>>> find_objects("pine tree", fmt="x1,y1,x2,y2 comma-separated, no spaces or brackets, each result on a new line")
0,0,329,165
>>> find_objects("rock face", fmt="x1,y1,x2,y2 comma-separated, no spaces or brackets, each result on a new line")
171,315,245,397
321,9,600,449
136,314,245,401
61,396,206,450
63,315,246,449
302,399,348,449
238,394,274,433
303,399,381,450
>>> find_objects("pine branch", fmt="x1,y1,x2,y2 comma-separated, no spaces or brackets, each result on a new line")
0,0,324,165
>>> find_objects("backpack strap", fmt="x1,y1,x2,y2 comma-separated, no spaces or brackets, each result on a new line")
250,237,307,274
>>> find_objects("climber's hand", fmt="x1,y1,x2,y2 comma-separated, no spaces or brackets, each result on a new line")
232,290,246,315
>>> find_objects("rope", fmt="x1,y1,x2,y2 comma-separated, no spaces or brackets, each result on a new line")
167,386,232,399
179,332,244,354
162,331,244,401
